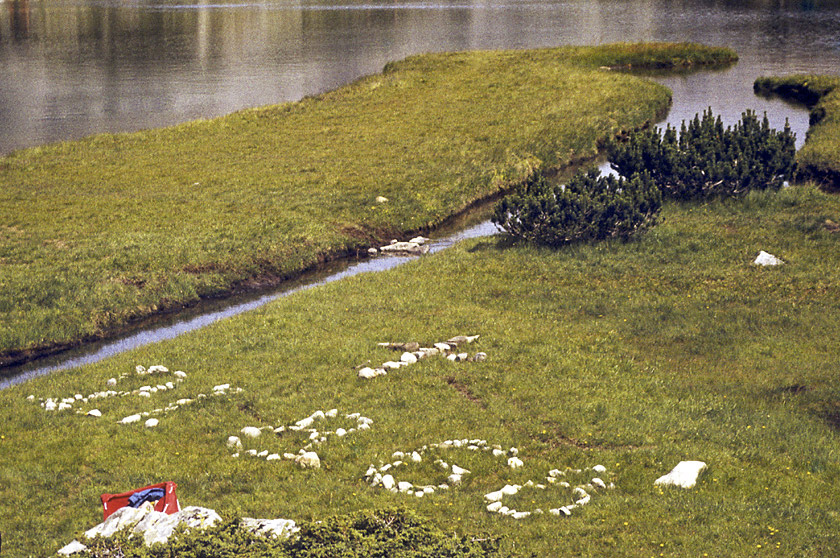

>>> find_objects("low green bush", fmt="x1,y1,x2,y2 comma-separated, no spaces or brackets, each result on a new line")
491,169,661,246
69,508,504,558
608,109,797,200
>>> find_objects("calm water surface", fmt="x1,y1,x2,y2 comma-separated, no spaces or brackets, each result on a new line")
1,0,840,154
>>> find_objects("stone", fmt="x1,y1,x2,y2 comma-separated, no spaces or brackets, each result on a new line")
486,501,503,512
512,511,531,519
58,540,88,555
654,460,707,489
335,428,347,437
241,426,261,438
241,517,299,539
58,402,73,411
375,196,389,203
148,365,169,374
592,464,607,474
398,481,413,492
213,383,230,392
258,450,269,457
753,250,784,266
501,484,520,496
296,451,321,469
107,378,118,386
434,343,451,351
451,464,470,475
379,242,429,255
138,391,151,398
410,451,422,463
408,236,429,245
492,448,505,458
447,473,463,485
358,367,377,379
591,477,607,489
508,456,524,469
85,506,149,539
400,352,418,364
446,335,479,346
382,474,395,490
173,371,187,379
120,414,142,424
266,453,281,461
368,247,379,255
325,408,338,418
145,418,159,428
87,409,102,417
485,490,504,502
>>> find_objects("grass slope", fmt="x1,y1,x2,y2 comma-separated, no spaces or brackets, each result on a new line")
755,74,840,189
1,183,839,557
0,43,735,366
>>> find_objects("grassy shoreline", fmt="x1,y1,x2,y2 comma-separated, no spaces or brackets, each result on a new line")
0,43,736,369
754,74,840,189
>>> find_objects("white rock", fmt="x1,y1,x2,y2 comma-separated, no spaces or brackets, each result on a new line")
409,236,429,245
508,456,524,469
572,487,588,499
500,484,520,496
498,506,510,515
145,418,159,428
753,250,784,266
400,352,418,364
296,451,321,469
135,365,147,375
148,365,169,374
241,426,261,438
247,449,258,456
358,367,378,379
592,464,607,474
591,477,607,489
654,460,707,489
335,428,347,437
382,361,403,369
447,473,463,485
484,490,504,502
257,450,269,458
120,414,142,424
423,486,435,494
575,494,591,506
492,448,505,458
85,506,149,538
486,501,503,512
382,474,395,490
296,417,315,429
358,422,371,431
58,402,73,411
375,196,389,203
450,464,470,475
57,540,88,555
512,511,531,519
241,517,299,539
213,383,230,392
87,409,102,417
173,371,187,379
176,398,193,406
266,453,281,461
325,408,338,418
74,394,83,400
392,451,405,459
398,481,413,492
410,451,422,463
107,378,118,386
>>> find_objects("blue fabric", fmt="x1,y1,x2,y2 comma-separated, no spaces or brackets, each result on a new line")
128,488,165,508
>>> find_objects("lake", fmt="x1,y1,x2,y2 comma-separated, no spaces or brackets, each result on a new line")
1,0,839,155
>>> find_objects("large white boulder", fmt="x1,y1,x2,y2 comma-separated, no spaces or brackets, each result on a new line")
753,250,784,266
85,506,149,539
654,460,707,489
57,540,88,555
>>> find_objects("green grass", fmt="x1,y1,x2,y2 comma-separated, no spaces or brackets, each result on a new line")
0,43,735,365
755,74,840,189
2,183,839,556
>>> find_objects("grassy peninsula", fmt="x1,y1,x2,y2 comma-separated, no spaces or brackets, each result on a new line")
2,183,840,556
755,74,840,189
0,43,736,367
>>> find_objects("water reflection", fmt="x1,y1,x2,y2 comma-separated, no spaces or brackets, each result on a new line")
1,0,839,154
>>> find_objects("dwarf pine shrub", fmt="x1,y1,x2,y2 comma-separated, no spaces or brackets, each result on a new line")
608,108,796,200
492,169,661,246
